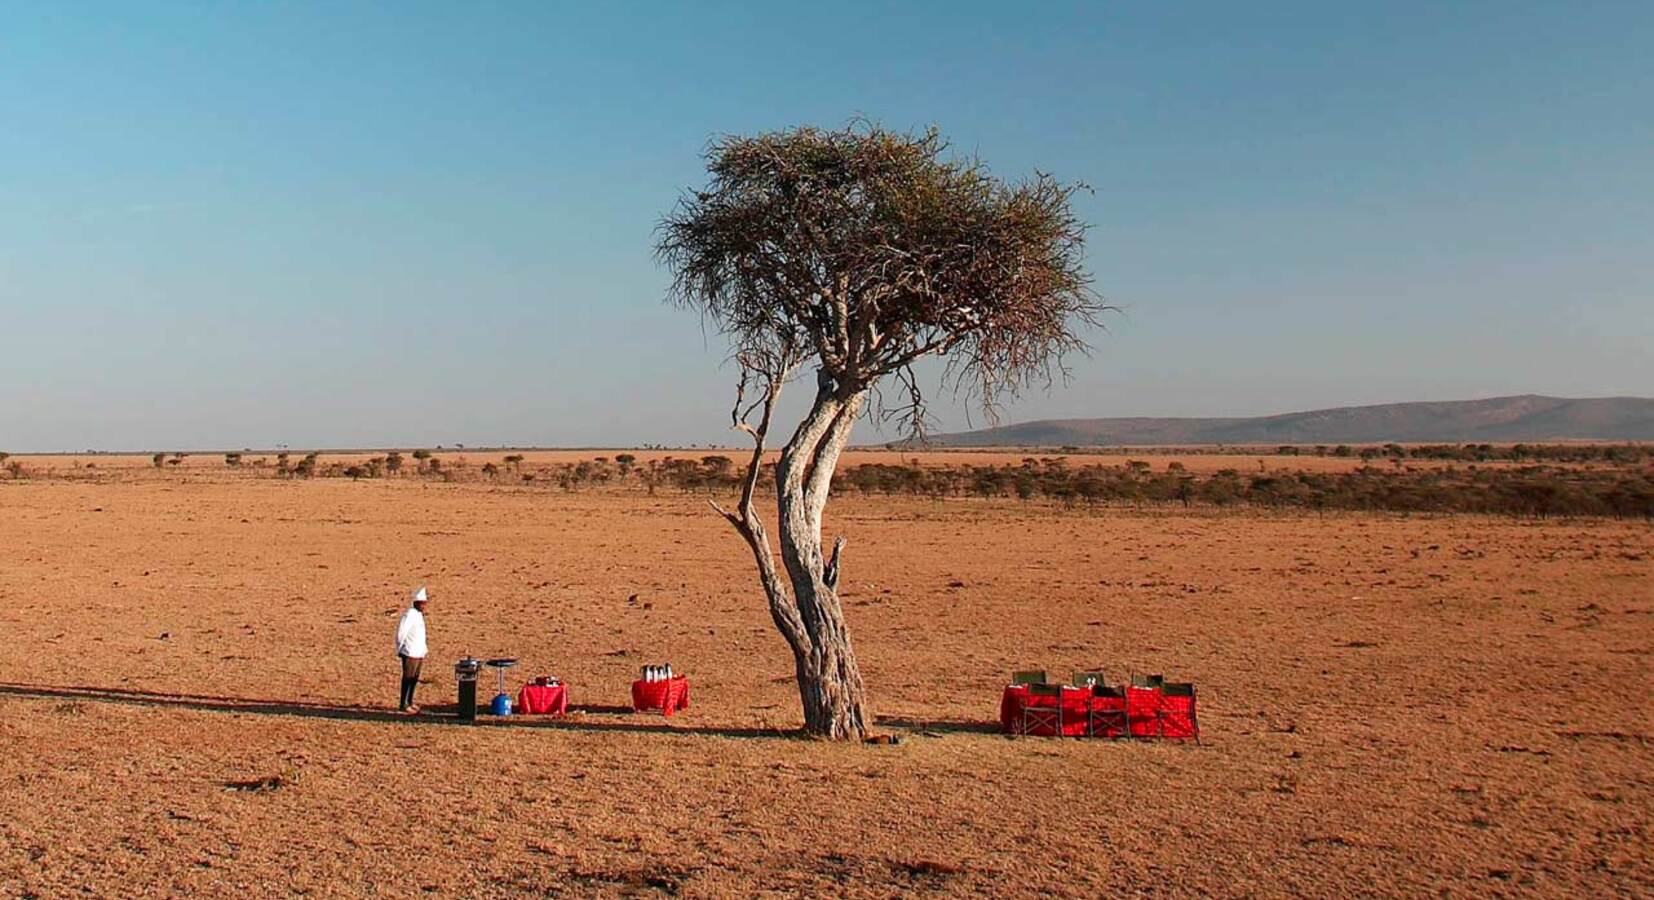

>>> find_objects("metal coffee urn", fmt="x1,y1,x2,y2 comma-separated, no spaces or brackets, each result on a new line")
454,656,482,722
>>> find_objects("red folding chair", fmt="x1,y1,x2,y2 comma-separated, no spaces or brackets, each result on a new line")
1021,683,1063,736
1087,684,1128,739
1126,677,1164,739
1159,682,1200,742
1059,685,1092,736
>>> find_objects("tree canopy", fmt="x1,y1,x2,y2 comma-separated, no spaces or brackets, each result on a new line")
658,123,1101,434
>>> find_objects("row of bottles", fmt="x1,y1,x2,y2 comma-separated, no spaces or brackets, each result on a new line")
641,663,674,682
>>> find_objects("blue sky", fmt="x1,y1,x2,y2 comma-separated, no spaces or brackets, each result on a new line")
1,2,1649,451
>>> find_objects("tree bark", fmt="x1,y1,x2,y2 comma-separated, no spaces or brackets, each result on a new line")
721,370,879,737
773,382,870,739
717,371,872,740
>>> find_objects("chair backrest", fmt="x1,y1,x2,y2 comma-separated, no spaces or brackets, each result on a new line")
1011,670,1048,686
1131,673,1165,689
1071,671,1105,688
1094,684,1127,699
1028,683,1064,697
1161,682,1195,698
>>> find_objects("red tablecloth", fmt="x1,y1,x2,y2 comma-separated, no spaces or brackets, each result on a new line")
516,683,568,715
631,676,690,716
1000,685,1091,736
1000,684,1191,739
1160,694,1197,740
1125,686,1163,737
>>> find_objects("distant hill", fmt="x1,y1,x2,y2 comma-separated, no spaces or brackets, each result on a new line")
906,395,1654,447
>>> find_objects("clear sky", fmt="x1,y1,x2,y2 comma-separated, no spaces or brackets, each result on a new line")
2,2,1649,451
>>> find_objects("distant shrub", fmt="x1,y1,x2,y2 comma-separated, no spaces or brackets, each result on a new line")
152,452,166,468
811,459,1654,520
225,452,242,467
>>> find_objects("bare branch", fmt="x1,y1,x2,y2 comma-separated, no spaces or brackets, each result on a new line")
823,536,846,589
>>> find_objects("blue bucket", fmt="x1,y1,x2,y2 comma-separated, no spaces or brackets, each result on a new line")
490,693,512,716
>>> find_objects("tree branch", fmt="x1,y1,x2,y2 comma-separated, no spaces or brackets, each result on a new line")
823,536,846,589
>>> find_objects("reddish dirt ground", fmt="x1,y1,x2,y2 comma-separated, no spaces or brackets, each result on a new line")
0,469,1649,896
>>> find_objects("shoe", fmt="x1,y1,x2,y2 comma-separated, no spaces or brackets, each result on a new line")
406,705,420,715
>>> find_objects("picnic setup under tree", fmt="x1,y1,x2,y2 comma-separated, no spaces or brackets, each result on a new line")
656,123,1104,740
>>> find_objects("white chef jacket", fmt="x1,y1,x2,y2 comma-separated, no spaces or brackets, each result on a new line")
395,607,428,658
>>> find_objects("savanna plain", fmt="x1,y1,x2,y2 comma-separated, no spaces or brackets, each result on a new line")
0,451,1649,897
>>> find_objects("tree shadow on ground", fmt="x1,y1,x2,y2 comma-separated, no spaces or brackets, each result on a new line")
874,714,1001,735
0,682,793,740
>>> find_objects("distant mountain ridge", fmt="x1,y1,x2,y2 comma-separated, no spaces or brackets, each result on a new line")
907,395,1654,447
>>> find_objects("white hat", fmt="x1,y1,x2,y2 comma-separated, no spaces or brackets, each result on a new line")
412,586,428,604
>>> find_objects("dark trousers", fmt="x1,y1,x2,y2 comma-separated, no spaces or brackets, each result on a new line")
398,654,424,709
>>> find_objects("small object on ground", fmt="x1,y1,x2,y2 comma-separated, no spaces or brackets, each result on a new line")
454,657,482,723
484,658,518,715
631,673,690,716
865,734,901,745
515,679,569,715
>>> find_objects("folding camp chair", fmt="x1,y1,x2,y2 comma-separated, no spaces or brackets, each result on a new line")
1011,670,1048,686
1126,679,1164,739
1159,682,1200,743
1021,683,1063,736
1087,684,1129,739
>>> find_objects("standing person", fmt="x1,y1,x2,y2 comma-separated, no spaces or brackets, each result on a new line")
395,587,430,713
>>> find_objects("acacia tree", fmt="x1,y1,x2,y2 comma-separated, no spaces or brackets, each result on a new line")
657,124,1100,739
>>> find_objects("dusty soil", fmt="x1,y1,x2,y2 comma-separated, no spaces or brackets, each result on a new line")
0,471,1649,896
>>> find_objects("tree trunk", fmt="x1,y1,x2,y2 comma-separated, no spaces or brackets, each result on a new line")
772,381,870,740
717,373,871,740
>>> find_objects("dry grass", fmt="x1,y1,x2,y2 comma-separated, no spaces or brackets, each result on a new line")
0,473,1649,895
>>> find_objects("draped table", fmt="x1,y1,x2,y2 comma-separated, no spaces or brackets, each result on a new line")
515,682,568,715
999,685,1096,737
631,675,691,717
1000,684,1196,739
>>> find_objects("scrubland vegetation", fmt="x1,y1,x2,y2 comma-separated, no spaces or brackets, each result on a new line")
7,446,1648,520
